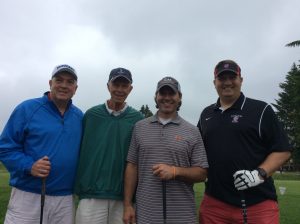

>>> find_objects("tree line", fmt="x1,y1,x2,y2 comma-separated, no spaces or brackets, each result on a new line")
273,40,300,168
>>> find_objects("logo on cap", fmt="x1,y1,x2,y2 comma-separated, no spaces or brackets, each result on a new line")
214,60,241,78
52,64,77,80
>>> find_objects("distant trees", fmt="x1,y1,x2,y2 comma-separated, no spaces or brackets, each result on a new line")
140,105,153,118
272,62,300,166
286,40,300,47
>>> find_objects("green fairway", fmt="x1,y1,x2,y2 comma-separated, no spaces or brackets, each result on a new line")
1,167,299,223
0,168,10,224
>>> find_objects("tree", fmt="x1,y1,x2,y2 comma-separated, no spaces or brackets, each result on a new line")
140,104,153,118
272,63,300,166
286,40,300,47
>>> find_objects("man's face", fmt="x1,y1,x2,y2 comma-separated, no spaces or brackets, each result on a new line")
49,73,77,103
107,77,133,104
155,86,181,116
214,72,243,100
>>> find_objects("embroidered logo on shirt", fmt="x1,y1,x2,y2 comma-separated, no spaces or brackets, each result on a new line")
231,114,243,123
175,135,183,141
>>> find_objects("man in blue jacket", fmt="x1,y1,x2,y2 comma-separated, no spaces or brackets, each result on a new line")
0,64,83,224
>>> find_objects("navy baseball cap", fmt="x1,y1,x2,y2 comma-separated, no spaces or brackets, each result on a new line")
52,64,77,80
108,67,132,83
214,60,241,78
156,76,181,93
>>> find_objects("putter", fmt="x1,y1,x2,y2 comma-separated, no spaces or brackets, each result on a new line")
239,191,248,224
162,180,167,224
40,178,46,224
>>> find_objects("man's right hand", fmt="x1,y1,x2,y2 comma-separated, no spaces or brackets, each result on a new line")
123,205,136,224
31,156,51,178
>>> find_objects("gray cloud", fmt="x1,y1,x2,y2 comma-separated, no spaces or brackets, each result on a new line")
1,0,300,131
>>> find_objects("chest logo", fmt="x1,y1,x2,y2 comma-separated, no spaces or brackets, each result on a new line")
231,114,243,123
175,135,183,141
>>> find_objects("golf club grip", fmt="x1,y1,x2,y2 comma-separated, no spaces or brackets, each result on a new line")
162,180,167,223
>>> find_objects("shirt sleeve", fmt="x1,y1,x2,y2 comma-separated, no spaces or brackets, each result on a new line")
260,105,292,152
0,104,35,177
190,128,209,168
126,123,139,164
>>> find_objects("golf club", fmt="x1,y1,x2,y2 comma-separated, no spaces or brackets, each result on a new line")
239,191,248,224
162,180,167,224
40,178,46,224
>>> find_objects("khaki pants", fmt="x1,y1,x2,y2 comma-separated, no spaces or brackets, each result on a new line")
75,198,123,224
5,187,74,224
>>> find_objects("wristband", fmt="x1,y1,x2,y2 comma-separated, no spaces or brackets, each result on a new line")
256,167,268,180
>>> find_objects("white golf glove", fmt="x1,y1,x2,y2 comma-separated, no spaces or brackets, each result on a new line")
233,170,264,190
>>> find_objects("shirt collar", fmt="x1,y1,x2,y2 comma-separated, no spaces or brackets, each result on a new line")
44,91,72,110
105,101,128,116
214,92,246,111
149,112,181,125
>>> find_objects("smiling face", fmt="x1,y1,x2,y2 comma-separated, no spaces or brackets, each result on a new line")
107,77,133,107
49,72,78,104
214,72,243,103
155,86,182,119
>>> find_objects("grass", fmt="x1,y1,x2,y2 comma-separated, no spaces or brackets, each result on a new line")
194,174,300,224
1,163,299,223
0,164,10,224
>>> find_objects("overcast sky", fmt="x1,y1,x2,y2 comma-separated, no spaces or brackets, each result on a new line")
1,0,299,131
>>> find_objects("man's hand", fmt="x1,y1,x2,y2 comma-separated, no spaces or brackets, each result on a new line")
152,164,174,180
233,170,264,190
123,205,136,224
31,156,51,178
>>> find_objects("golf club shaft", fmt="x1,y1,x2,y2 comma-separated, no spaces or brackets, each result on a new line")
240,191,248,224
40,178,46,224
162,180,166,224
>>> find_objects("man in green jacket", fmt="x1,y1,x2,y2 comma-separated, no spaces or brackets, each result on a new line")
75,67,143,224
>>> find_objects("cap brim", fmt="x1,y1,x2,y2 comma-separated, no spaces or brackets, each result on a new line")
157,84,179,93
216,69,239,77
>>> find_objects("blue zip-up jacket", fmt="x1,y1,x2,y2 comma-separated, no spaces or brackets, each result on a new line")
0,92,83,196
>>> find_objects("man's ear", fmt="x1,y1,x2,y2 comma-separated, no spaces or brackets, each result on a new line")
129,85,133,93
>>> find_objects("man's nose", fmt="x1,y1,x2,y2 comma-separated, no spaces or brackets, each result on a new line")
60,81,69,87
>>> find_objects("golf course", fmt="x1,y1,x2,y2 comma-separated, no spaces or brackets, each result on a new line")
1,163,299,223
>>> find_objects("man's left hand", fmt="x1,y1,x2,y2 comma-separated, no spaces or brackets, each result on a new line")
233,170,264,190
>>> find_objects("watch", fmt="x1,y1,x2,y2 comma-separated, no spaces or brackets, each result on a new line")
256,167,268,180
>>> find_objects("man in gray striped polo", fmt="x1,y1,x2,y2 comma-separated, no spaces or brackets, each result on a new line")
123,76,208,224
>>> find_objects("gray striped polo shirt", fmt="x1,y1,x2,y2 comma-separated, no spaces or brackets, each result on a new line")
127,114,208,224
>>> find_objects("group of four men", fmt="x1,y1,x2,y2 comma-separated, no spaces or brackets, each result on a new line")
0,60,291,224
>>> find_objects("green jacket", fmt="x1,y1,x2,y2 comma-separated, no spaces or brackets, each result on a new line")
75,104,143,200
